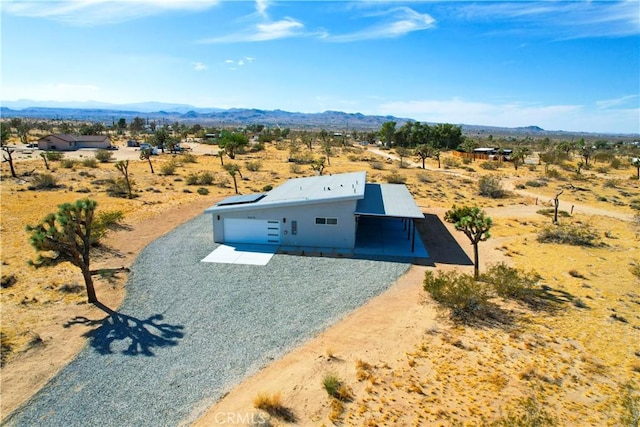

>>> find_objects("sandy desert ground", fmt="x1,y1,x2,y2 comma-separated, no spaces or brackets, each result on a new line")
1,136,639,425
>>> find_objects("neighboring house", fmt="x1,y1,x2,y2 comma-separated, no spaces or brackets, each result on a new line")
37,134,111,151
205,171,424,253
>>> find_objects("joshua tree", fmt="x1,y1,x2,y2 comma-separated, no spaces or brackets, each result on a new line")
445,205,493,280
26,199,99,303
224,164,241,194
115,160,133,199
139,148,154,174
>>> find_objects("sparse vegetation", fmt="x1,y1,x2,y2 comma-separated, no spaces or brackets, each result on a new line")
423,270,492,321
253,392,296,422
538,223,600,246
28,173,59,190
385,170,406,184
479,175,506,198
481,263,541,301
94,150,113,163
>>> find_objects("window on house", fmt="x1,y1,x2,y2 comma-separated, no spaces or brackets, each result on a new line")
315,217,338,225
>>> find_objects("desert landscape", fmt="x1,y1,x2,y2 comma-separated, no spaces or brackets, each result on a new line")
1,123,639,426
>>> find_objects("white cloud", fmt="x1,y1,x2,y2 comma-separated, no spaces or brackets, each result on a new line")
200,17,306,43
374,98,639,133
327,7,436,42
457,1,639,39
193,62,208,71
1,0,221,25
224,57,255,69
596,95,638,110
255,0,269,19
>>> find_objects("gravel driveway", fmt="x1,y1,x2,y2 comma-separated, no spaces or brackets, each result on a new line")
6,214,410,426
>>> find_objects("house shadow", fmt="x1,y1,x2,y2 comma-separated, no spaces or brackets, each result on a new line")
64,302,184,356
416,214,473,266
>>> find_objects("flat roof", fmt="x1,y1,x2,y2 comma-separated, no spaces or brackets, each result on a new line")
205,171,366,214
355,183,424,219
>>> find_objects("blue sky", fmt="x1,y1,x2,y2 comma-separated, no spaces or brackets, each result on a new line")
1,0,639,133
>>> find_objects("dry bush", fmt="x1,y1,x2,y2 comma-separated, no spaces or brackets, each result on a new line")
443,157,461,169
369,161,384,170
253,392,296,422
28,174,59,190
479,175,506,198
323,374,353,401
385,170,406,184
245,160,262,172
480,161,501,170
94,150,113,163
181,152,197,163
159,160,178,175
537,223,600,247
490,394,557,426
423,270,492,321
481,263,541,301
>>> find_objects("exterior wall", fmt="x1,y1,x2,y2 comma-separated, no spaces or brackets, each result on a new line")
212,199,358,249
37,136,77,151
80,138,110,149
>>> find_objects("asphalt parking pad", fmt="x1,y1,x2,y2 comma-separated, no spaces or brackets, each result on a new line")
201,244,277,265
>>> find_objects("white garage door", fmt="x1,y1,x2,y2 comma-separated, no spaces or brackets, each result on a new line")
223,218,281,245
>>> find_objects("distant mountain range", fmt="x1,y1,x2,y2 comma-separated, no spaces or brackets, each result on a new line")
1,100,635,137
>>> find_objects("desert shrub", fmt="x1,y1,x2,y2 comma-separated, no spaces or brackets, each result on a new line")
385,171,406,184
253,392,295,422
545,168,561,179
491,394,557,427
45,151,64,161
462,157,472,165
323,374,340,398
216,177,230,188
322,374,352,401
1,274,17,289
537,223,600,246
597,166,610,173
28,174,59,190
481,263,541,301
516,183,526,189
59,283,84,293
537,208,570,218
160,160,177,176
443,157,461,168
1,331,15,367
528,164,537,171
629,199,640,210
369,161,384,170
423,270,491,321
603,179,619,189
250,142,265,152
630,263,640,280
262,184,273,192
289,163,303,174
197,187,209,195
185,174,199,185
525,180,546,187
200,172,214,185
620,382,640,427
610,157,622,169
417,172,432,183
480,161,500,170
94,149,113,163
478,175,506,198
61,158,76,168
82,158,98,168
181,152,197,163
245,160,262,172
106,178,131,198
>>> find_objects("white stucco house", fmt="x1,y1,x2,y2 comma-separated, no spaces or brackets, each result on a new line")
205,171,424,254
37,134,111,151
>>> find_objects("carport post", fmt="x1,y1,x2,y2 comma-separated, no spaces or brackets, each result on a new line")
411,220,416,252
407,218,411,240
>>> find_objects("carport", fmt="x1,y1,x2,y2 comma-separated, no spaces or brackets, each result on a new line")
354,183,427,258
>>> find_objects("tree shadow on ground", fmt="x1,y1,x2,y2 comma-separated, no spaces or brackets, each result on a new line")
416,214,473,266
64,302,184,356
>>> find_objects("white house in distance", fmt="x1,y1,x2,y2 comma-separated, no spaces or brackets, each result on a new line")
37,134,111,151
205,171,425,255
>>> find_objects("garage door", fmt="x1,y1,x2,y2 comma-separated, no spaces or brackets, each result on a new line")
223,218,281,245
